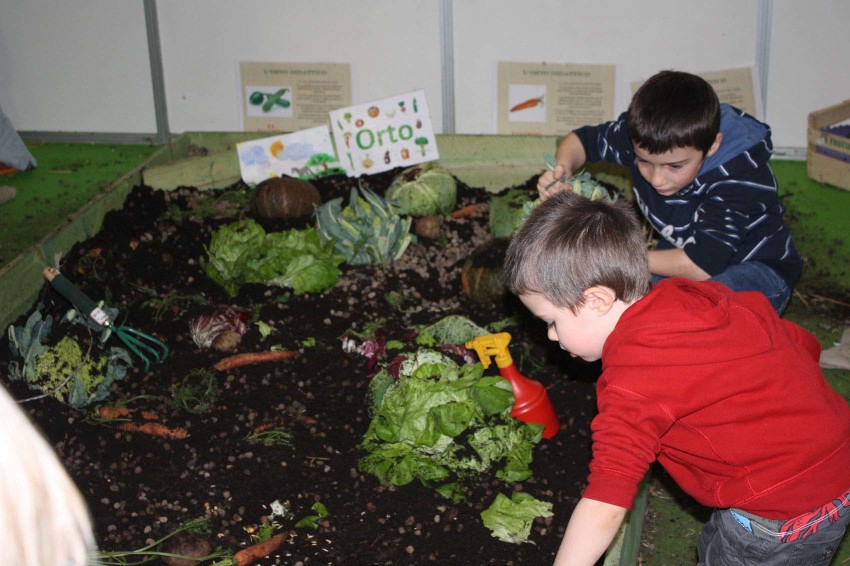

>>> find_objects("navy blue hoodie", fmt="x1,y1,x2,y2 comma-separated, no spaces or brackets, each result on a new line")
574,104,802,288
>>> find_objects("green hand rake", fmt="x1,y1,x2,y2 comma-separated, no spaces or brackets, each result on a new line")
43,267,169,371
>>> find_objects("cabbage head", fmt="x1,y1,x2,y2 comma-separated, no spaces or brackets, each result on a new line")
386,163,457,216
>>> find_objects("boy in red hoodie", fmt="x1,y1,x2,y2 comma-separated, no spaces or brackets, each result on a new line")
504,192,850,566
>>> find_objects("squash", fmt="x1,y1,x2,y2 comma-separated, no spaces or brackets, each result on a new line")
461,238,510,304
249,177,320,220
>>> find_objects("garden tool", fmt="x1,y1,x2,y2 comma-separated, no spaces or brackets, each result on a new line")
43,267,168,371
466,332,559,439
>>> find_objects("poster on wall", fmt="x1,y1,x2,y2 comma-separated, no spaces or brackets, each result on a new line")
240,62,352,132
329,89,438,177
631,67,761,119
497,62,615,135
235,126,344,185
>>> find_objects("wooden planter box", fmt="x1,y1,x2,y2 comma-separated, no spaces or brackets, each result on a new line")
0,132,645,565
808,99,850,191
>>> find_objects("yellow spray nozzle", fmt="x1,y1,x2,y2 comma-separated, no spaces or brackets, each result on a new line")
465,332,514,369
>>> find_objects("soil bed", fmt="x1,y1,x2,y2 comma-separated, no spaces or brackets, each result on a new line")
1,170,602,565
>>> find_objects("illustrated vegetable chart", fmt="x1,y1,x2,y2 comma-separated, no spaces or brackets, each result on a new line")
329,89,438,177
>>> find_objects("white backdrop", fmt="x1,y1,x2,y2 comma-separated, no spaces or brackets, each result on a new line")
1,0,848,152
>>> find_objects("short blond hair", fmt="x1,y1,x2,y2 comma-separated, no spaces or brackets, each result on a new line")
505,192,651,311
0,385,94,565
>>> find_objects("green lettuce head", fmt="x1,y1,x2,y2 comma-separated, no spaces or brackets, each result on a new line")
385,163,457,216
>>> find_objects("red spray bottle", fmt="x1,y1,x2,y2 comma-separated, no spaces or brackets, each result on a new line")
466,332,559,439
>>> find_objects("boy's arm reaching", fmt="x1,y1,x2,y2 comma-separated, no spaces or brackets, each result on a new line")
553,498,628,566
648,248,711,280
538,132,587,201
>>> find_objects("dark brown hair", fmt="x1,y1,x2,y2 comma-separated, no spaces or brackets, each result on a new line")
504,192,651,311
627,70,720,155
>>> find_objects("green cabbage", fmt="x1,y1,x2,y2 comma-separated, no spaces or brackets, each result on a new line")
385,163,457,216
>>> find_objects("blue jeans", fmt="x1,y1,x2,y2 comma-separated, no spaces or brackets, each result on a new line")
652,262,791,314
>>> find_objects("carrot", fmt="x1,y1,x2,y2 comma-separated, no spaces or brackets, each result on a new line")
510,96,544,112
96,406,133,420
213,350,299,372
117,422,189,439
449,203,484,219
140,411,159,421
232,532,288,566
252,423,274,434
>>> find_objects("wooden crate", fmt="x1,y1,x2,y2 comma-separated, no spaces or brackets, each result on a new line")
807,98,850,191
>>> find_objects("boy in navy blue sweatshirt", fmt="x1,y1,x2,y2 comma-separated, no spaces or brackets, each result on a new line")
538,70,801,313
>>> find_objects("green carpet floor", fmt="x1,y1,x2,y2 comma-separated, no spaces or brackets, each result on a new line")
0,143,848,564
0,143,159,266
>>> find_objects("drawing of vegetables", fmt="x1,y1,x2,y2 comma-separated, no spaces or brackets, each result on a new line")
368,106,380,118
510,96,544,112
415,137,429,156
249,88,291,112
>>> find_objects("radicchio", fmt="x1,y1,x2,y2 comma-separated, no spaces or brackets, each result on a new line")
189,306,250,349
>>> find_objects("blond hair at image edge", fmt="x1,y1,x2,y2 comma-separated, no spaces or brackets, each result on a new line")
0,385,94,565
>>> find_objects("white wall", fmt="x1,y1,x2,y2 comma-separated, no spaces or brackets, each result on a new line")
1,0,848,151
155,0,444,134
453,0,759,135
0,0,155,133
766,1,850,149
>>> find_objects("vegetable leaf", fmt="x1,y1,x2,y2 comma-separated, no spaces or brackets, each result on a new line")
359,349,542,501
480,491,553,544
204,220,344,297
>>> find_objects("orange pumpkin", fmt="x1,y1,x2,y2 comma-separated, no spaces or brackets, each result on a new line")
461,238,510,304
249,177,321,220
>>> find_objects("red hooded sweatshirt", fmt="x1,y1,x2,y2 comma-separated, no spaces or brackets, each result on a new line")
583,278,850,519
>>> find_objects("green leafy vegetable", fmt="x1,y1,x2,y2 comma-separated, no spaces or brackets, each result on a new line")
359,349,543,501
489,170,619,239
204,220,344,297
489,188,535,239
315,186,415,265
10,325,134,408
481,491,554,544
7,310,53,383
294,502,328,530
416,315,489,346
385,163,457,216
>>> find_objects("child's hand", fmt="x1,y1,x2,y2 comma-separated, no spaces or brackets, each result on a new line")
537,164,572,201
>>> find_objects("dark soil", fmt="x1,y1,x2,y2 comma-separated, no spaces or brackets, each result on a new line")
0,170,603,565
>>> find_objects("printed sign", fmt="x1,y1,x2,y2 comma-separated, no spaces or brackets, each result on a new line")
497,62,616,135
240,62,352,132
329,89,438,177
236,126,344,185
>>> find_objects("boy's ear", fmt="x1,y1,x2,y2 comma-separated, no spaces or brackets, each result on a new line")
582,286,616,315
706,132,723,158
